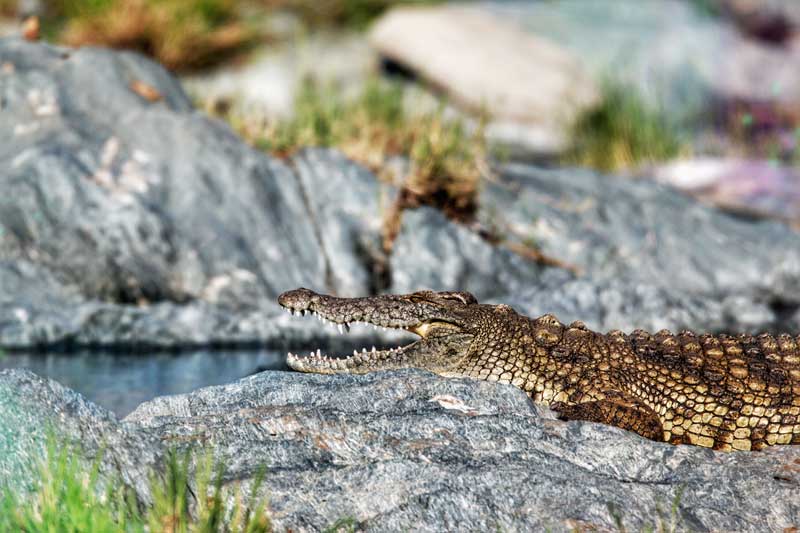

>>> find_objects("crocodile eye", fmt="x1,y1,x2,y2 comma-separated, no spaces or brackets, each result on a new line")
442,292,476,305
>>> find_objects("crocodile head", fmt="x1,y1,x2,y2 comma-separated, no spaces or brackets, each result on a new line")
278,288,519,376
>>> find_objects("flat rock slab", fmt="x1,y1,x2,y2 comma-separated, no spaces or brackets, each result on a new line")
1,368,798,531
369,5,599,154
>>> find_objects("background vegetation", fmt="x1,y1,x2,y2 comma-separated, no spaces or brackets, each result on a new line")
4,0,442,69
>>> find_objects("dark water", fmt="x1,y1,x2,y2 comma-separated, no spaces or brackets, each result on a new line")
0,349,288,417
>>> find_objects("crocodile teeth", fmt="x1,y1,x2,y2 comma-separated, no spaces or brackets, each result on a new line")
344,322,350,332
338,324,344,334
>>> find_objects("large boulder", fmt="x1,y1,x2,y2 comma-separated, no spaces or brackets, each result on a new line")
2,368,798,532
0,38,398,349
369,5,600,156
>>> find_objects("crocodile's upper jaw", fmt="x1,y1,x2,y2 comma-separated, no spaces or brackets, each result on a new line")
278,288,478,374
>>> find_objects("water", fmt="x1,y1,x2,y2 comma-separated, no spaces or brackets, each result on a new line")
0,349,288,417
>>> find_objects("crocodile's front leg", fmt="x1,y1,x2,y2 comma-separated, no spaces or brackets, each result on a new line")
550,392,665,442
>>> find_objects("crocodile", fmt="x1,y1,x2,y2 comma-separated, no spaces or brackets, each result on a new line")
278,288,800,451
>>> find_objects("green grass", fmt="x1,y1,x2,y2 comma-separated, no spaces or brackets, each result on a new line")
565,81,687,172
0,435,271,532
607,487,685,533
211,76,487,234
687,0,722,17
323,516,358,533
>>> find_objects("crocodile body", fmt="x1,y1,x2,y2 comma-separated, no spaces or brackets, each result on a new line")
278,288,800,451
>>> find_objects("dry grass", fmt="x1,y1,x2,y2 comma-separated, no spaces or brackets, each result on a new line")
210,78,573,271
0,0,17,17
31,0,442,70
51,0,256,71
210,77,488,251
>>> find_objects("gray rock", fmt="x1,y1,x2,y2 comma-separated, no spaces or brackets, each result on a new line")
715,0,800,42
0,37,323,307
480,163,800,332
291,148,394,298
0,38,335,348
507,277,776,335
390,206,563,301
3,367,798,532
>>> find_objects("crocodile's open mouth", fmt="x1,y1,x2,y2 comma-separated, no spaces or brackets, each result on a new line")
277,288,465,374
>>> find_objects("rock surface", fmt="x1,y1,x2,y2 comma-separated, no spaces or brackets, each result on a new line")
2,37,800,350
2,367,799,532
480,163,800,333
0,38,347,348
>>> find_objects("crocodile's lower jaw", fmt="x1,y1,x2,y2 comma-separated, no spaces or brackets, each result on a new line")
281,306,419,373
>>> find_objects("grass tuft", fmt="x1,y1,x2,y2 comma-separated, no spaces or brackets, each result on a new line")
211,76,488,249
0,435,272,532
323,516,358,533
0,434,137,532
565,82,687,172
607,486,685,533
